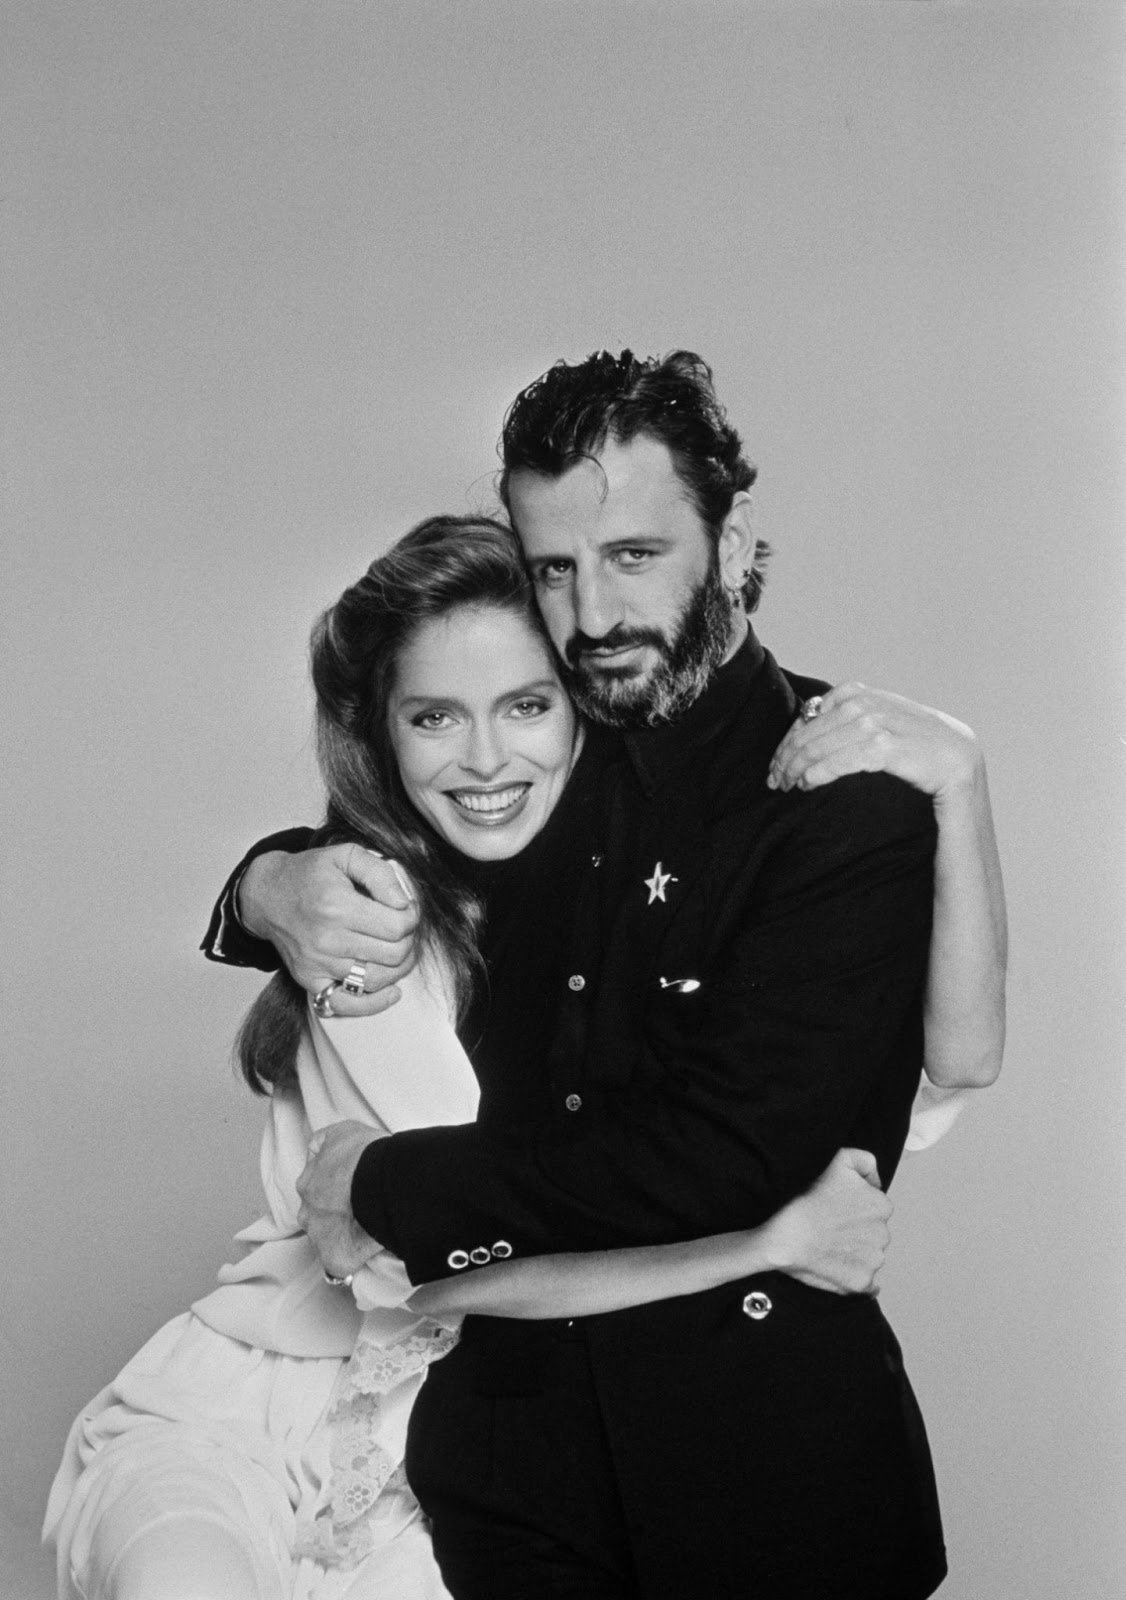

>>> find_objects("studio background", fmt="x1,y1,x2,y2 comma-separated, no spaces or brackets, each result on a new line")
3,4,1123,1596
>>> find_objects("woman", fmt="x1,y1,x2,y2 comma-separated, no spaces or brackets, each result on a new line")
45,516,1004,1600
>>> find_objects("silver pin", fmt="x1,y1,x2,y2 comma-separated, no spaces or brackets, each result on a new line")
659,977,701,994
644,862,678,904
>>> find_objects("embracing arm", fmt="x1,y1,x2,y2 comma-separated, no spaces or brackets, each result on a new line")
298,1132,892,1316
923,767,1006,1086
201,827,316,970
768,684,1007,1088
202,833,420,1017
405,1148,891,1318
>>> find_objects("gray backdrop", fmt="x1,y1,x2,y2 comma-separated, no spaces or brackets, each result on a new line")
4,3,1123,1596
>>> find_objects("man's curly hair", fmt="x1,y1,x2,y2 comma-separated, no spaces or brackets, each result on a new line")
498,349,769,611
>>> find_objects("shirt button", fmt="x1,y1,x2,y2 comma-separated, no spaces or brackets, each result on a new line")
447,1250,470,1271
568,974,585,992
591,854,603,867
742,1290,773,1321
565,1093,583,1113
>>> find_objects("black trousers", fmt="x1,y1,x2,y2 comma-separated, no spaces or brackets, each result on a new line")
408,1319,639,1598
406,1293,947,1600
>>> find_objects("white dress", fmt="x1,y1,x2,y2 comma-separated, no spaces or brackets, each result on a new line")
43,963,478,1600
43,953,967,1600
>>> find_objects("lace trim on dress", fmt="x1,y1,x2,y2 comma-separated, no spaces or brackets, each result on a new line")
294,1320,460,1570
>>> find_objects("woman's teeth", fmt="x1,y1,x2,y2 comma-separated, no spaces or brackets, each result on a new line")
450,784,529,815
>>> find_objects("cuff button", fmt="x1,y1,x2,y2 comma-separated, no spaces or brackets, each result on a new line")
491,1240,513,1260
469,1247,491,1266
447,1250,470,1271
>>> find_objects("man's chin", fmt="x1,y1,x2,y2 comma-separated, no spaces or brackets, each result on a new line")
566,669,666,729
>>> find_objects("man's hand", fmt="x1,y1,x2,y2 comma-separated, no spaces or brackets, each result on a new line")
239,844,420,1015
296,1120,385,1279
767,684,983,804
760,1148,892,1296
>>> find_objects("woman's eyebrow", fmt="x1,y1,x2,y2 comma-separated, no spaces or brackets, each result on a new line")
394,693,469,713
395,678,559,713
495,678,560,699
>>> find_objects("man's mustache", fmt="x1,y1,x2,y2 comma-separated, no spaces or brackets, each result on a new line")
564,625,668,670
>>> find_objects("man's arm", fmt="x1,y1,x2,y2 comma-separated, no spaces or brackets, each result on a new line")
201,827,315,970
349,774,936,1284
202,833,421,1017
299,1136,894,1308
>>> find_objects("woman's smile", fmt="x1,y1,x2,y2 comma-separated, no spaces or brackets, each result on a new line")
446,782,532,821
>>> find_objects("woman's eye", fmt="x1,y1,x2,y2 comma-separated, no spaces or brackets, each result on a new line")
510,698,548,719
413,710,453,730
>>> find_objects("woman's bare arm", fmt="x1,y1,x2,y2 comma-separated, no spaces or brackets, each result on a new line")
767,684,1006,1089
923,759,1006,1085
405,1147,890,1320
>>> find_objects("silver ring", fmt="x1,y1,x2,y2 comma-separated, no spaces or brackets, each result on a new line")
313,980,341,1019
800,695,824,723
341,963,367,997
323,1268,354,1289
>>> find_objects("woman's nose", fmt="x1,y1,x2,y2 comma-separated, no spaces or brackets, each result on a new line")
461,722,507,778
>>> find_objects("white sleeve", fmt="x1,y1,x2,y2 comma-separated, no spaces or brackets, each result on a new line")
904,1074,975,1152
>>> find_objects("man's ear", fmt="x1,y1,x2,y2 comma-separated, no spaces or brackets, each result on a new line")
717,492,757,594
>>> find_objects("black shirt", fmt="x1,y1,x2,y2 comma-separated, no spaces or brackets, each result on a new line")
347,633,935,1282
451,725,615,1135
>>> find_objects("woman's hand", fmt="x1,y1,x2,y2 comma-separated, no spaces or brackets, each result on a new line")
759,1149,892,1296
296,1120,385,1279
767,684,983,803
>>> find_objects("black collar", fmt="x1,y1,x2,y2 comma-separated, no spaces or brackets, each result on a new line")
622,629,791,797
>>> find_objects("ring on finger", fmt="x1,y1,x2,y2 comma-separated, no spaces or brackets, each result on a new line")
341,963,367,997
323,1269,354,1289
313,980,342,1019
800,695,824,723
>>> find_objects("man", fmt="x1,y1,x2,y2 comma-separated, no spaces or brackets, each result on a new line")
206,351,947,1598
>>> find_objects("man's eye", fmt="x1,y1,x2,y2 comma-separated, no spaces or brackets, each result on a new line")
535,561,572,588
615,549,653,569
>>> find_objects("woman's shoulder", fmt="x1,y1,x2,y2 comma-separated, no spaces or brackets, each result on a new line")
305,955,479,1132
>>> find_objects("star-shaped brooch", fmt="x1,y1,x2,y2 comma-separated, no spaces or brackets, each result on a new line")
643,861,678,905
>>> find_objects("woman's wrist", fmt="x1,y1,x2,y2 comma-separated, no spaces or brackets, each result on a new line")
931,746,989,816
751,1212,796,1276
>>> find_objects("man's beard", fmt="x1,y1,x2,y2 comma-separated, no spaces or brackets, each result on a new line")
559,555,736,730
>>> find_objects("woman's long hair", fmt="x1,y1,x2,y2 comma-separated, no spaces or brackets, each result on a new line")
236,514,543,1094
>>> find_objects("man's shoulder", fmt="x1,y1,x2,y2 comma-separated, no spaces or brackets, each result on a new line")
778,665,831,705
715,769,934,879
758,656,935,842
706,773,935,953
797,768,936,843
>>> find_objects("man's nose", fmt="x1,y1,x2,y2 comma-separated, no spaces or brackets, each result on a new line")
573,568,621,642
